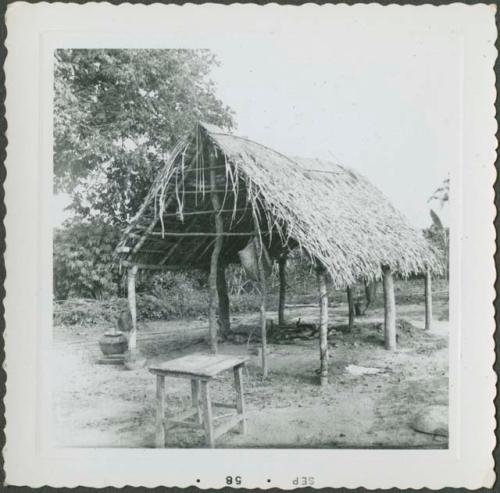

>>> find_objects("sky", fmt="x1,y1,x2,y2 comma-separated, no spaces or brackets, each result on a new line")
54,7,459,228
207,14,458,228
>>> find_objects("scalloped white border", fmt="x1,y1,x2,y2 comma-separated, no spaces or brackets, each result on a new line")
3,2,497,489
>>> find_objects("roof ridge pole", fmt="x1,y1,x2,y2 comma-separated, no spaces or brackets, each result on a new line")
382,264,397,350
316,263,329,386
424,267,433,331
208,146,223,354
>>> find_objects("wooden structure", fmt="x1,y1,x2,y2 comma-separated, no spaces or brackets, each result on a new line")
346,286,355,332
149,354,248,448
424,268,433,330
116,122,440,384
382,265,397,350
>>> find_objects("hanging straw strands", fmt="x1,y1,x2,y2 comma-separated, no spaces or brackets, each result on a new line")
116,122,441,285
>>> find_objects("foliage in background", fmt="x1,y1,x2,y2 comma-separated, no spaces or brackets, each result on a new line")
425,176,450,277
53,48,235,304
54,222,122,300
53,275,449,328
54,49,234,226
428,177,450,208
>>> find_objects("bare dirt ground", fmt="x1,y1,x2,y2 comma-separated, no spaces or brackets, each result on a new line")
52,283,448,449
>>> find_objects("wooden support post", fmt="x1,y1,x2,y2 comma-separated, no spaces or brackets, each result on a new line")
347,285,355,332
217,263,231,337
382,265,397,350
155,375,166,448
191,379,203,425
316,265,329,386
424,268,433,331
278,254,287,326
254,237,268,379
201,380,215,448
208,154,223,354
363,280,376,315
127,264,139,352
233,365,247,434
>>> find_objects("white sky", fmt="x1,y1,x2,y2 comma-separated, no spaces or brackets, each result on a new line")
54,7,461,228
208,14,458,228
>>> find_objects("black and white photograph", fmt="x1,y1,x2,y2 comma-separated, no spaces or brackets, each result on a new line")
3,2,496,489
52,43,451,449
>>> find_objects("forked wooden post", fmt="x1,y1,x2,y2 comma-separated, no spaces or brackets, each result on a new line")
424,268,433,331
208,153,224,354
127,264,139,351
217,263,231,337
347,285,355,332
316,265,329,386
254,235,268,379
382,265,397,350
278,254,287,326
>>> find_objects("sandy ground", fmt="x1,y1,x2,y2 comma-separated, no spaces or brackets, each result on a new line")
52,291,449,449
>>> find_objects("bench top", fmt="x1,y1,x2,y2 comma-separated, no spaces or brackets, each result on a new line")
149,353,249,379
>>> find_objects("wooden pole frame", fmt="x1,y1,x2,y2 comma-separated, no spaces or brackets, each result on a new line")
127,264,139,352
252,220,269,379
316,264,329,386
217,262,231,337
278,254,287,326
424,268,433,331
208,152,223,354
347,285,355,332
382,264,397,350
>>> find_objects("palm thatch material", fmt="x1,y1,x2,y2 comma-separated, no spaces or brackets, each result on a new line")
116,122,440,287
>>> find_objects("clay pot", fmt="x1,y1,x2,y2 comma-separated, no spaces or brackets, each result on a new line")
99,331,128,356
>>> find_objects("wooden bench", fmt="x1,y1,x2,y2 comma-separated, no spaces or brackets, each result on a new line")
149,353,249,448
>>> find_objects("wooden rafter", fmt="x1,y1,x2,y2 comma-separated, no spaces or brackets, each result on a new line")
146,231,260,237
160,207,249,218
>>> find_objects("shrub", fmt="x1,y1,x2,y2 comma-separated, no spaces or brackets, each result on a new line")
53,297,127,326
54,222,122,300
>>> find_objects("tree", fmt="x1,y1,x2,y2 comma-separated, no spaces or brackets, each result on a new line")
428,177,449,207
53,222,122,300
54,49,234,226
426,177,450,277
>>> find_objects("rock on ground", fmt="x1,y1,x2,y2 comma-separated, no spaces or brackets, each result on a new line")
410,405,448,437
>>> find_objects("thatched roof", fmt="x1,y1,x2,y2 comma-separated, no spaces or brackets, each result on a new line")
116,122,439,286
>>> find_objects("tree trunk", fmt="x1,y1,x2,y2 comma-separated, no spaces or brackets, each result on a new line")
424,268,433,331
317,266,329,386
347,286,355,331
208,156,223,354
127,264,139,352
217,263,231,337
382,265,396,350
278,254,287,326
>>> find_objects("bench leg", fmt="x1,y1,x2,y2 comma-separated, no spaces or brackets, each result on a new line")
155,375,166,448
191,379,203,424
234,365,247,434
200,380,215,448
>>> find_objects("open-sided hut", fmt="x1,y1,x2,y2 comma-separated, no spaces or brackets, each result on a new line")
116,122,439,383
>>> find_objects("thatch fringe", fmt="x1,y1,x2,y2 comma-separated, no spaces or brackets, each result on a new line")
117,122,441,287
